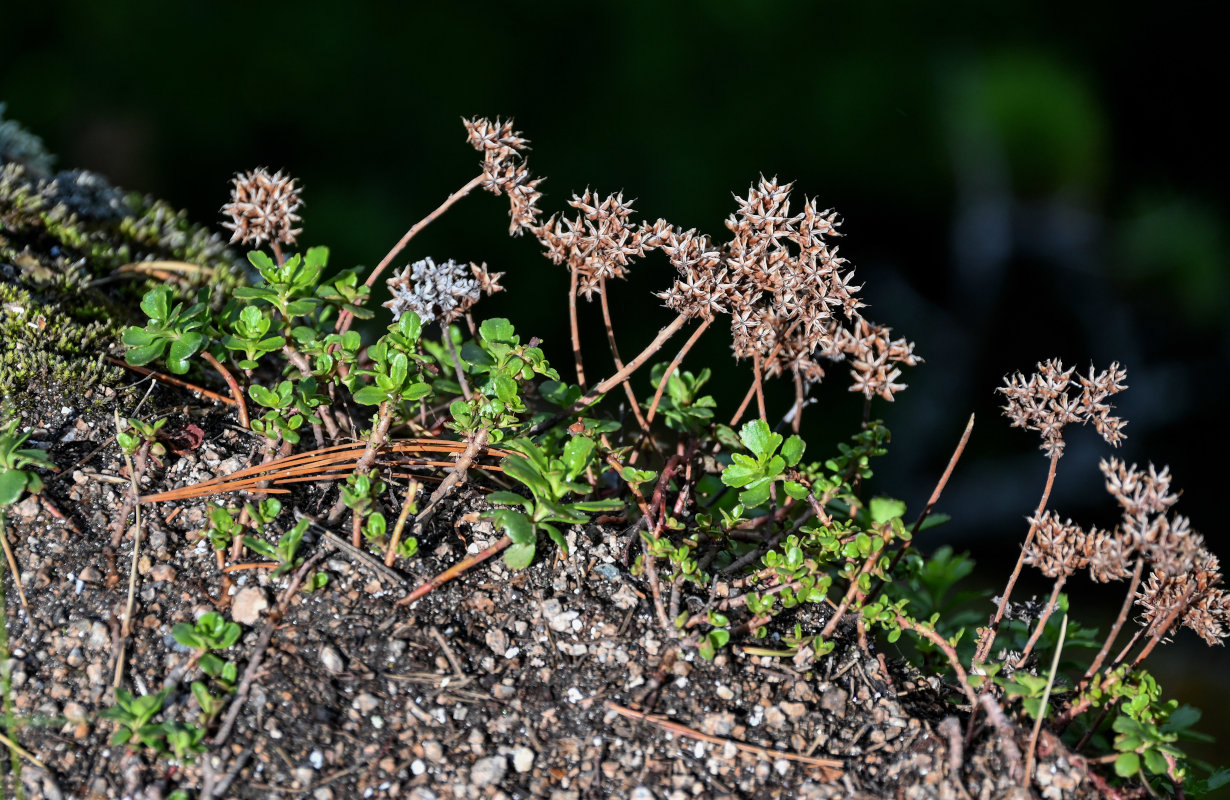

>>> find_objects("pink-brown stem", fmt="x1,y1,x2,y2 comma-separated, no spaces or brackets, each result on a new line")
752,353,767,421
598,279,649,431
791,371,805,433
645,316,712,424
530,314,690,435
336,174,485,336
200,351,249,429
396,532,511,607
975,447,1061,663
1013,575,1067,668
568,269,587,389
1081,557,1145,684
864,414,975,606
896,613,980,709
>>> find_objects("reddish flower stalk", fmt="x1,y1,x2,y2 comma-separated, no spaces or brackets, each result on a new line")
644,316,712,424
336,174,485,336
975,448,1061,663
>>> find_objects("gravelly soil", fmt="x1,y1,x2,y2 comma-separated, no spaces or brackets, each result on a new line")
2,380,1116,800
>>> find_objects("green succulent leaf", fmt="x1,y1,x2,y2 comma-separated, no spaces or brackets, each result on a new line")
739,419,782,461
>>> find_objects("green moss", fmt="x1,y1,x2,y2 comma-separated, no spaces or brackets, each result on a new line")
0,112,246,407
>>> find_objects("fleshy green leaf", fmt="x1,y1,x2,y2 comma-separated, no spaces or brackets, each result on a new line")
351,386,388,406
780,435,805,467
1114,752,1140,778
869,496,907,525
0,470,28,506
739,419,782,460
480,318,516,345
504,541,535,570
561,436,595,476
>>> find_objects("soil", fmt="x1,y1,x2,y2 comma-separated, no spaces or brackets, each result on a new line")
2,379,1114,800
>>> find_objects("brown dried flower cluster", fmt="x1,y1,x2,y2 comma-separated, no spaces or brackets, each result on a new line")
463,117,543,235
460,122,919,401
661,176,920,397
1023,457,1229,646
220,167,303,248
1102,459,1230,645
999,359,1128,457
538,191,671,299
384,257,503,325
1022,511,1096,579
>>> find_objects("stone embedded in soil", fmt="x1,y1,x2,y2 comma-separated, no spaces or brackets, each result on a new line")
469,755,507,787
512,746,534,773
320,644,345,674
353,693,379,713
231,587,270,624
423,739,445,763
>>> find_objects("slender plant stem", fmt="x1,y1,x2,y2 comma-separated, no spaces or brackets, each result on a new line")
336,173,485,335
820,547,882,639
895,613,980,709
528,315,690,436
752,353,767,421
1014,575,1067,668
1081,557,1145,684
975,448,1061,663
105,356,236,407
1025,614,1068,783
0,517,27,613
113,416,146,688
200,351,249,429
441,324,472,401
212,550,325,746
598,279,649,430
791,371,805,433
568,269,587,389
329,401,396,531
397,534,511,606
385,479,422,567
645,317,712,424
864,414,975,606
729,380,757,428
409,428,489,539
728,318,804,428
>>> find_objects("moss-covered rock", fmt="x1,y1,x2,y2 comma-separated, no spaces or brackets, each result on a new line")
0,108,243,409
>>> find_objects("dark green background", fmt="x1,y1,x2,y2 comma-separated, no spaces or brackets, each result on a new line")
4,0,1228,778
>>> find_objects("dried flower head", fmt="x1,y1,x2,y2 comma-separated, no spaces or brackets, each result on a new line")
541,190,665,299
834,315,921,402
1023,511,1091,579
650,175,917,393
220,167,303,248
463,117,544,235
1136,549,1229,644
384,256,491,324
1100,458,1178,520
999,359,1127,457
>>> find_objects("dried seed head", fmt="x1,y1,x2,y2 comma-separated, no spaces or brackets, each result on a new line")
542,190,664,299
220,168,303,248
1023,511,1090,579
998,360,1127,458
463,117,544,235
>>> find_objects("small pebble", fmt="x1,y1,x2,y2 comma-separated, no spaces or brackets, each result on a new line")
512,746,534,773
469,755,507,787
230,587,269,625
320,645,345,675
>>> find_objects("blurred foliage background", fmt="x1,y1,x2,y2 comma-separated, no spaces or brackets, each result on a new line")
4,0,1228,771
